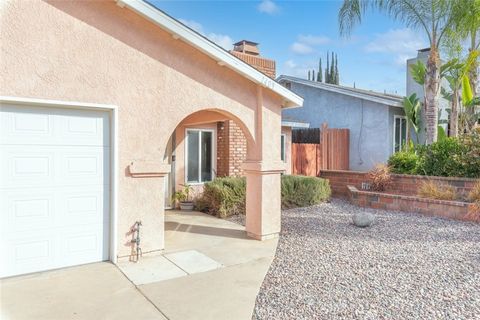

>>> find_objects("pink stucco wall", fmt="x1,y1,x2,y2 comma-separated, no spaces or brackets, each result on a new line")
1,0,286,258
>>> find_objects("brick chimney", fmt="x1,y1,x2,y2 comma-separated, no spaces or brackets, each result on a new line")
230,40,276,78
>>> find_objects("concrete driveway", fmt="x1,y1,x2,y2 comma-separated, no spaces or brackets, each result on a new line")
1,210,277,320
0,262,166,320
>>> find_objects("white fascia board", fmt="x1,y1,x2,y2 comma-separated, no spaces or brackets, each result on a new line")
116,0,303,109
277,76,402,108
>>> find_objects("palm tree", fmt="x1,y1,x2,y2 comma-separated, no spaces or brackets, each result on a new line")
450,0,480,97
338,0,460,144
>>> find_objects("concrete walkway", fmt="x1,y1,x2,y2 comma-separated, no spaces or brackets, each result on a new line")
0,210,277,320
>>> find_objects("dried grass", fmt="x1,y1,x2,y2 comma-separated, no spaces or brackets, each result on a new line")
368,164,392,191
467,180,480,203
418,181,457,201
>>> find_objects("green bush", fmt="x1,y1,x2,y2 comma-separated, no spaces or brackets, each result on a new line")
419,137,466,177
386,131,480,178
459,130,480,178
197,175,331,217
198,177,246,218
388,151,420,174
281,175,331,209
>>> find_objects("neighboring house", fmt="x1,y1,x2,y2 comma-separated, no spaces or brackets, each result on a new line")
0,0,303,278
278,76,404,171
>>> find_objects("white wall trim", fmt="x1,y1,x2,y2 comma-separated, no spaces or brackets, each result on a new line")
116,0,303,109
393,114,407,153
0,96,119,264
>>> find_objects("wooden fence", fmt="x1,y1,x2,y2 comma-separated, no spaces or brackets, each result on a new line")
292,124,349,176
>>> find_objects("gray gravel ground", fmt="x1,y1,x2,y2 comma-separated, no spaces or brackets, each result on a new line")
252,199,480,320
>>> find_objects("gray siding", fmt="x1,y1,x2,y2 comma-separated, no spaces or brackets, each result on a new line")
283,82,404,171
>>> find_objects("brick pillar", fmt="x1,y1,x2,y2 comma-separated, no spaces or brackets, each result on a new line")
216,121,229,177
228,121,247,176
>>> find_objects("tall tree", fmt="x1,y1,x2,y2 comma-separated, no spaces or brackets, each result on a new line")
326,51,330,83
338,0,462,144
312,69,316,81
449,0,480,97
308,70,311,81
330,51,335,84
335,53,340,84
317,58,323,82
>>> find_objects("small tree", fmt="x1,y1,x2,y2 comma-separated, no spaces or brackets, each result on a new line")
325,52,330,83
402,93,422,144
330,51,335,84
317,58,323,82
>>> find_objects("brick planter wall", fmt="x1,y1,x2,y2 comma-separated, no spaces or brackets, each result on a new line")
320,170,478,199
348,186,479,223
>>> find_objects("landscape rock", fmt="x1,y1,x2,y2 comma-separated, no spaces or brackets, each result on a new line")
352,211,375,227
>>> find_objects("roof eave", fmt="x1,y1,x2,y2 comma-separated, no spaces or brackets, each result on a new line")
116,0,303,109
277,75,402,108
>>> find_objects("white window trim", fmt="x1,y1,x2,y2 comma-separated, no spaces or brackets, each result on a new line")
393,115,407,153
0,96,119,264
184,128,216,185
281,134,287,163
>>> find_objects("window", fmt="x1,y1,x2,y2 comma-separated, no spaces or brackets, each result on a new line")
186,129,214,183
393,115,407,153
281,134,286,162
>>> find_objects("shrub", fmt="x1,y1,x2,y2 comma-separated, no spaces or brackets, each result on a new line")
468,180,480,203
199,177,246,218
418,181,457,201
419,138,467,177
367,164,392,191
281,175,331,208
388,151,420,174
198,175,331,216
459,130,480,178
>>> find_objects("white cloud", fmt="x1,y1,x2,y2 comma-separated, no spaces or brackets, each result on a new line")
280,59,317,79
290,42,314,55
297,34,330,46
365,28,427,66
257,0,280,15
179,19,233,50
285,59,297,69
208,33,234,50
179,19,204,34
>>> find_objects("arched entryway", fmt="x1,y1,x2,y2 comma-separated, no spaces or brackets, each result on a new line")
161,95,285,242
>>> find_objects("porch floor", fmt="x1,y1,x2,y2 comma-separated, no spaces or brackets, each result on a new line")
131,210,278,320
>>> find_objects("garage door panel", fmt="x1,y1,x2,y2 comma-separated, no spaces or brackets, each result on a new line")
0,104,109,146
0,104,110,278
61,147,109,184
59,224,109,266
1,145,110,189
59,186,110,227
1,190,55,232
0,106,54,144
0,148,55,189
1,232,55,277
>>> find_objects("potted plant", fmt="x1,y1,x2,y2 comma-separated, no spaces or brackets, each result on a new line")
172,184,194,211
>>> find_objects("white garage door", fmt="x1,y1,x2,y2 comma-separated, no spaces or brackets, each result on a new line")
0,103,110,278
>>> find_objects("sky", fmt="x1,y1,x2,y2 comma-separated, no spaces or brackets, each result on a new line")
150,0,430,96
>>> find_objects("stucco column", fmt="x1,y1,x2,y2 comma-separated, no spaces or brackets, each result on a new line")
243,161,284,240
243,85,284,240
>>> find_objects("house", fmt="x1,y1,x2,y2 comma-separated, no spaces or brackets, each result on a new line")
0,0,303,278
166,40,309,206
278,76,404,171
